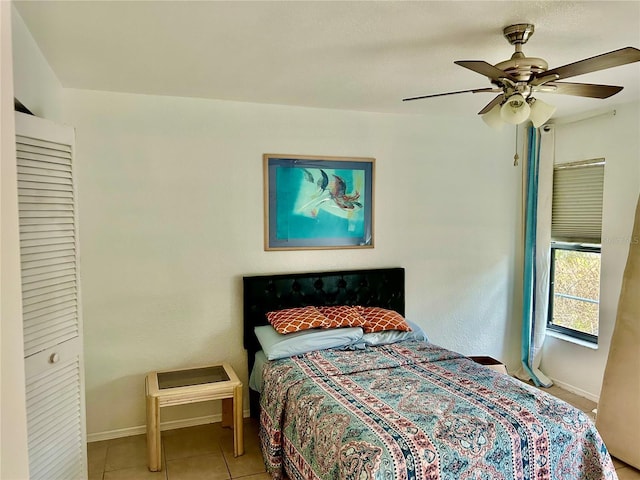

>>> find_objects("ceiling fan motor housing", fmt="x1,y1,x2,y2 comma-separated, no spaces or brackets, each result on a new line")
495,24,548,82
495,57,548,82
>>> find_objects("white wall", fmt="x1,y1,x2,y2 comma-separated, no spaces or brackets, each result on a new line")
1,2,30,477
541,103,640,400
11,5,63,121
61,88,522,437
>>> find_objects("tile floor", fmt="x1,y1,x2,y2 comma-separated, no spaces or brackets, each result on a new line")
88,419,268,480
88,385,640,479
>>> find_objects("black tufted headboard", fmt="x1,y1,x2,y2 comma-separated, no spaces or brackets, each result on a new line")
242,267,404,416
243,267,404,370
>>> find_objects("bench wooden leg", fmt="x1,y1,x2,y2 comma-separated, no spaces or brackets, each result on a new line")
233,384,244,457
146,393,161,471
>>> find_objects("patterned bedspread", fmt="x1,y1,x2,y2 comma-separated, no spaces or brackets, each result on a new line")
259,340,617,480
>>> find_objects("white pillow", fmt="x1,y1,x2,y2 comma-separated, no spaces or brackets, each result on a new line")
254,325,364,360
354,319,428,347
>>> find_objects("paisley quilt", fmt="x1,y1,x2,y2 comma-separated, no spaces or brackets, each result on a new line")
259,340,616,480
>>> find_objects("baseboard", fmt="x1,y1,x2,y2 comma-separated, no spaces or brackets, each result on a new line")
89,380,599,443
87,409,251,443
548,377,600,403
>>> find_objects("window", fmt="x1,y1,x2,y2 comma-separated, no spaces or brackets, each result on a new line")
547,159,604,343
548,243,600,343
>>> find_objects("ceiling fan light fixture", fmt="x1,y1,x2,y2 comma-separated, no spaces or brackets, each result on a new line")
528,97,557,127
481,104,505,130
500,93,531,124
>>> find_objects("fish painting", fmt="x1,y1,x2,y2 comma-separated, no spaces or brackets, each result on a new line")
298,169,363,217
266,155,373,249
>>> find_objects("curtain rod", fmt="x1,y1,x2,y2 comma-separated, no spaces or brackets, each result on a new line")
550,109,616,126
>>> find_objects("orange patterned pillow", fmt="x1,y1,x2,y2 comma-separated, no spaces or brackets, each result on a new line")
266,306,329,334
357,306,412,333
317,306,366,328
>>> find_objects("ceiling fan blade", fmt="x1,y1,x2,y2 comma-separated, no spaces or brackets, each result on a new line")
541,82,623,99
478,95,503,115
454,60,516,82
402,87,496,102
542,47,640,81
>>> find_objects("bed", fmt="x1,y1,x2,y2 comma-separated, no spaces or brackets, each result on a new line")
243,268,616,480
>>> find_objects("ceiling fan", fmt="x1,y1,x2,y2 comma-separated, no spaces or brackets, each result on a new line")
403,24,640,128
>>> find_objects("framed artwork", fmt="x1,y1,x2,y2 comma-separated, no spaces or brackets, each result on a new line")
264,154,375,250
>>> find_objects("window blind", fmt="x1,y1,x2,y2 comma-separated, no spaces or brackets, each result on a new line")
551,160,604,243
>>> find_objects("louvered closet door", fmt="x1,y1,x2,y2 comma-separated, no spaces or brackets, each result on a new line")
15,112,87,480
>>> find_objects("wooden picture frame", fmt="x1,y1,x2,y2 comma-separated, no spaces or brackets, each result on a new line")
264,154,374,250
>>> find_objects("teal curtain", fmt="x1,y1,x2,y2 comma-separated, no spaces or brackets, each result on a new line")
521,126,546,386
520,124,555,387
520,125,554,387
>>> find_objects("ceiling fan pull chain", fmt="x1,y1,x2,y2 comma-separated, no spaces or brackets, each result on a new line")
513,124,520,166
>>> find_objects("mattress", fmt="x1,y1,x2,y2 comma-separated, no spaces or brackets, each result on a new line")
249,349,268,393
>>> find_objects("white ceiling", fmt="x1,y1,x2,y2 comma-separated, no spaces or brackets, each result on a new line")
14,1,640,119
